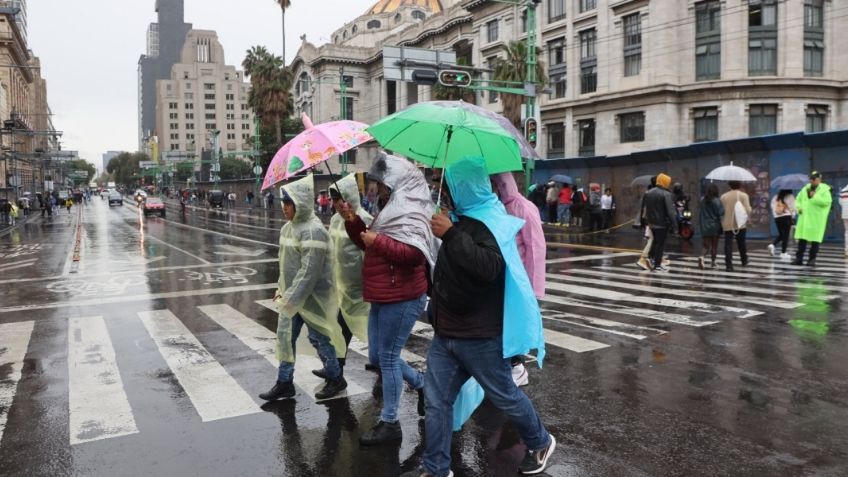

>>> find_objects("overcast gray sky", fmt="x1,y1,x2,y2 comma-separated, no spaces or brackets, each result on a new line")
28,0,375,170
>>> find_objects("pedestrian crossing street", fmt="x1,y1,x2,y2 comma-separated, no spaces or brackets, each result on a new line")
0,246,844,449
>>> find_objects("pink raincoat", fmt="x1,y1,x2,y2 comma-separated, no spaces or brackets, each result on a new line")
492,173,546,298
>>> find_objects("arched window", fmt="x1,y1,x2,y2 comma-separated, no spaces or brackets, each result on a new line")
411,10,425,20
297,72,311,95
395,13,402,22
367,20,381,29
343,30,348,39
352,25,358,34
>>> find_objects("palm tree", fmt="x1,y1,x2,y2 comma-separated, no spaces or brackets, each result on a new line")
274,0,292,65
243,46,293,145
493,41,546,128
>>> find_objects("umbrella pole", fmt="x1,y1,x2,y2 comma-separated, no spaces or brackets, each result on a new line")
324,161,343,196
435,126,454,209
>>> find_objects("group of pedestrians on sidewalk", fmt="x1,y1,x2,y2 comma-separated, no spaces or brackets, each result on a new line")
260,153,556,476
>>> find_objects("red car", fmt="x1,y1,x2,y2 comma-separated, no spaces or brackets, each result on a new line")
143,197,166,217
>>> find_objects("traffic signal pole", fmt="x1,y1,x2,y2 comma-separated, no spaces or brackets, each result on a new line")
524,0,538,194
340,67,348,175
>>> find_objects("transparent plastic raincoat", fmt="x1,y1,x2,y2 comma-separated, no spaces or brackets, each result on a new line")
328,174,373,341
275,174,345,362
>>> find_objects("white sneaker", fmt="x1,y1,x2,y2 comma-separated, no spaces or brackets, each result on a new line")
767,244,775,256
636,257,651,271
512,363,529,387
780,253,791,261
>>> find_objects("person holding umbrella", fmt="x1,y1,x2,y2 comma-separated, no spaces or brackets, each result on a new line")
342,153,434,446
720,181,752,272
793,171,832,267
697,183,723,269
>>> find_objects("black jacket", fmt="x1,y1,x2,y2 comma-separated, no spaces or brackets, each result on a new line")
431,216,505,339
643,186,677,232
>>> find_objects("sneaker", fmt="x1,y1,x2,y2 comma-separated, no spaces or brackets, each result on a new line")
767,244,775,256
636,257,651,271
791,259,804,266
652,265,669,273
780,253,791,261
258,380,296,401
709,260,717,269
697,257,705,270
518,435,557,475
315,376,347,400
662,258,671,267
807,259,816,267
512,363,529,387
359,420,402,446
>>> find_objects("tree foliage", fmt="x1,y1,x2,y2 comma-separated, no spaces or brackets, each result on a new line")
106,152,149,187
493,41,546,128
174,161,195,182
68,159,96,184
243,46,294,146
219,157,253,180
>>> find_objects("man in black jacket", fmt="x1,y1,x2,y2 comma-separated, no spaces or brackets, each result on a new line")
403,159,555,477
643,173,677,272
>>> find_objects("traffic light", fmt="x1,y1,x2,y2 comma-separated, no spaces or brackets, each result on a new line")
438,70,472,87
524,118,537,148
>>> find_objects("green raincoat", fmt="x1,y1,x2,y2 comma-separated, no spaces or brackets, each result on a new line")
275,174,345,362
328,174,373,341
794,182,832,243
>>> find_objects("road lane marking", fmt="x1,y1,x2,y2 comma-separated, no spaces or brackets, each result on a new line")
68,316,138,445
0,258,37,273
137,310,260,421
539,294,718,327
142,234,210,265
0,321,34,447
545,280,761,318
558,269,811,308
199,304,367,401
0,283,279,314
741,251,847,264
542,311,663,340
542,326,609,352
546,252,641,264
676,256,846,275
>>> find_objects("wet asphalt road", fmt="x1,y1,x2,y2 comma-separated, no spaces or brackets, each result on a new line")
0,198,847,477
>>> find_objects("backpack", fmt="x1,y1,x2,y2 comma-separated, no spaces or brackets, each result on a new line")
572,190,584,205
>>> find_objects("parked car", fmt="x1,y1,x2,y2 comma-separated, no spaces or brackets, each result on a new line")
108,191,123,206
143,197,166,217
208,190,224,209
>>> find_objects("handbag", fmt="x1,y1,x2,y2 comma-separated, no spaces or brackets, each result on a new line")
734,191,749,231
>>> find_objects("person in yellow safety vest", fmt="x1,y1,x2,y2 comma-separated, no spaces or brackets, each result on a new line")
259,173,348,402
312,174,374,379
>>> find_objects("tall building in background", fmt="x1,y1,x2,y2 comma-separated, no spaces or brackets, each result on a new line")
138,0,191,152
0,0,26,44
102,151,122,173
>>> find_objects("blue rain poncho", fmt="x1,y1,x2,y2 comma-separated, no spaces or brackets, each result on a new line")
275,174,345,362
445,157,546,431
328,174,372,341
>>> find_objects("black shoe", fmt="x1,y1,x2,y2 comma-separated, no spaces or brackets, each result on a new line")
417,387,425,417
359,420,402,446
312,359,345,380
518,435,557,475
807,259,816,267
259,380,295,401
726,266,734,272
365,363,380,372
791,259,804,266
741,259,749,267
315,377,348,400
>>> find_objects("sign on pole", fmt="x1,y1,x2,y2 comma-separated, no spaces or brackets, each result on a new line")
139,161,157,169
383,46,457,82
253,165,262,175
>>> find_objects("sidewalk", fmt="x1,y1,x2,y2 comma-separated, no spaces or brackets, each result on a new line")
0,212,41,238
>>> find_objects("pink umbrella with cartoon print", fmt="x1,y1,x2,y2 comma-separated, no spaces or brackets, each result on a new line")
260,112,373,191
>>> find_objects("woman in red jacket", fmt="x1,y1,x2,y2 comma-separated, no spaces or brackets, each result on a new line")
343,153,436,446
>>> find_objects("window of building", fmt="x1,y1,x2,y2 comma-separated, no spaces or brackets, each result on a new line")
521,10,528,33
579,0,596,14
226,104,235,110
487,57,499,103
394,13,402,22
241,123,250,130
169,123,178,130
297,73,311,95
169,102,178,109
580,29,597,94
169,113,178,119
412,10,425,20
205,103,215,110
241,104,248,111
804,0,824,77
242,133,250,141
185,82,191,89
749,0,777,76
187,133,195,141
548,38,565,66
343,75,354,88
623,14,642,77
343,97,354,120
226,113,235,120
242,114,250,120
367,19,381,29
695,1,721,81
205,113,216,120
352,25,358,34
170,133,178,140
187,123,195,130
170,143,179,151
206,123,217,130
204,83,215,90
693,107,719,142
185,113,194,120
487,19,499,43
226,133,235,140
225,93,235,101
578,119,595,156
166,84,172,92
619,112,645,142
227,84,233,91
548,0,565,23
205,94,215,100
185,93,193,100
547,123,565,156
749,104,778,136
550,72,566,99
548,38,566,99
185,103,194,109
225,123,234,130
806,104,828,133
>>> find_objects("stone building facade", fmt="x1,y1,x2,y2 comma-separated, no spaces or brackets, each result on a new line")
290,0,848,171
154,30,256,167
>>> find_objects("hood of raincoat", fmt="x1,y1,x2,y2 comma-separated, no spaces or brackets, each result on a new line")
368,152,437,267
328,174,361,212
280,174,316,223
491,172,546,298
444,156,545,432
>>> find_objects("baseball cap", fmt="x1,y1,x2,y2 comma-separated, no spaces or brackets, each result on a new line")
809,171,822,180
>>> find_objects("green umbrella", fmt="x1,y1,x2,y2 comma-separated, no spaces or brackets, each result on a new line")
366,101,523,174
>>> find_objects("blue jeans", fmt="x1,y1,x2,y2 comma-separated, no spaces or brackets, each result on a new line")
277,314,341,382
422,335,550,477
368,295,426,423
556,204,571,224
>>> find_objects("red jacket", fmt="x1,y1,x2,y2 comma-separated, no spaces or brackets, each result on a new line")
345,215,429,304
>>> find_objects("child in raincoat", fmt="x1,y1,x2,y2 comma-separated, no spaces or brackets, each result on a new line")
259,174,348,402
793,171,832,267
322,174,373,375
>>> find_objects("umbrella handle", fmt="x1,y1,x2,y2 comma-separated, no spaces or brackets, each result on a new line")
435,126,454,209
324,161,343,201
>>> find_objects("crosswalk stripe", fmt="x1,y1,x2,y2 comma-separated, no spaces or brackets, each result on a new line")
542,312,660,340
539,294,717,327
0,321,34,447
137,310,261,421
256,300,428,365
68,316,138,445
744,251,846,263
676,256,846,275
199,304,368,402
728,256,847,272
542,326,609,352
546,252,641,264
545,279,762,318
560,269,810,309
